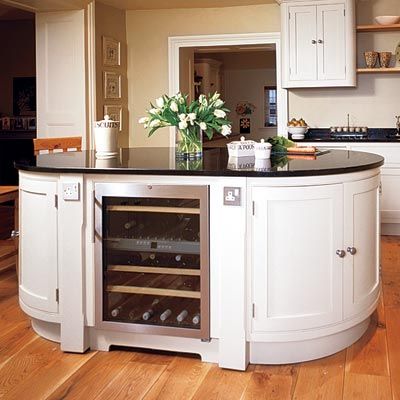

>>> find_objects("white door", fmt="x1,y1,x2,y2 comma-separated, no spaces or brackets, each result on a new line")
317,4,346,81
36,11,87,148
343,176,380,319
288,5,318,82
19,179,58,313
252,184,343,332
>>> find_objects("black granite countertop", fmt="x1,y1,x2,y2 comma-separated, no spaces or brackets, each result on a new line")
15,147,384,177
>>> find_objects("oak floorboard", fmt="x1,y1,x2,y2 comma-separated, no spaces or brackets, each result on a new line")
93,361,166,400
385,307,400,400
382,270,400,308
45,351,136,400
345,319,390,376
243,365,299,400
343,373,392,400
292,351,346,400
144,356,211,400
191,364,254,400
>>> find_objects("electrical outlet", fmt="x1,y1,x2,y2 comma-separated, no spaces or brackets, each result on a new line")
223,187,241,206
62,182,80,201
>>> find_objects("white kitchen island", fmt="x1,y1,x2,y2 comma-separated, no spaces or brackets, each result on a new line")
16,147,383,370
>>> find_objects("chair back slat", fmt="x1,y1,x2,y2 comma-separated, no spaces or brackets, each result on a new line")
33,137,82,155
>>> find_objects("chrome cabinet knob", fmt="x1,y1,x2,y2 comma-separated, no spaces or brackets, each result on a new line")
336,249,346,258
347,247,357,255
318,39,323,44
11,230,19,238
312,40,317,44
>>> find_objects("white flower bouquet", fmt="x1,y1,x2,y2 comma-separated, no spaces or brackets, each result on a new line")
139,92,232,159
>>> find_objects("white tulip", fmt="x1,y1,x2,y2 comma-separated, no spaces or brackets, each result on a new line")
199,122,207,131
179,120,188,130
188,113,196,125
138,117,149,124
170,101,179,112
221,124,232,136
149,119,161,128
198,94,205,103
212,92,220,101
149,108,161,114
214,109,226,118
179,113,187,121
214,99,224,108
155,97,164,108
144,123,148,129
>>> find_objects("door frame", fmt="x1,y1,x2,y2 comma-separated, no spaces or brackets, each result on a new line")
168,32,288,148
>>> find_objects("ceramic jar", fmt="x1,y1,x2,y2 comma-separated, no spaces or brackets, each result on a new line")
364,51,379,68
94,115,120,158
379,52,392,68
254,139,272,159
227,136,256,157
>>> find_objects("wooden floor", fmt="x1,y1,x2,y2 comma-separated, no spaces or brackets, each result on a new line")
0,236,399,399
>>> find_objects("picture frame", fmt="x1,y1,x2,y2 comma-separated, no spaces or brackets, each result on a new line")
104,105,122,131
104,72,121,99
103,36,120,67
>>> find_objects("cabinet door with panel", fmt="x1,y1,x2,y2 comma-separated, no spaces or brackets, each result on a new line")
251,184,343,333
19,177,58,314
343,176,380,319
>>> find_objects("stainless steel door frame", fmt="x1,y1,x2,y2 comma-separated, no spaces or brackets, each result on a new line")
94,183,210,340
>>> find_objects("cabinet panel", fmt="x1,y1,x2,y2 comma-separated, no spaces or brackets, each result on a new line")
19,179,58,313
288,5,318,81
344,177,380,319
317,4,346,80
380,172,400,224
252,184,343,332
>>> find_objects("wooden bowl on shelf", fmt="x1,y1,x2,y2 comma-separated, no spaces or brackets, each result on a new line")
374,16,400,25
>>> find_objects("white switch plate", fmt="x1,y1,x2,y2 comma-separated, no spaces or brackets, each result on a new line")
62,182,80,201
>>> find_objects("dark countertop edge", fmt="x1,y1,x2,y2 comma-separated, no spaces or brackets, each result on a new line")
15,160,384,177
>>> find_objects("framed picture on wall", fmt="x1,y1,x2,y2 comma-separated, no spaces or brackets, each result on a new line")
103,36,120,67
104,72,121,99
104,105,122,131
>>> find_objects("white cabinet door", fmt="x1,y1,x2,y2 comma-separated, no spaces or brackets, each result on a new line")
317,4,346,81
19,179,58,313
381,171,400,224
252,184,343,332
343,176,380,319
288,5,318,82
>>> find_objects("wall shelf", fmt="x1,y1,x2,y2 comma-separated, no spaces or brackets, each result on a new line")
357,24,400,33
357,67,400,74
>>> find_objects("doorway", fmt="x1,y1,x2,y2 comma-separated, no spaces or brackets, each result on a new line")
169,33,287,147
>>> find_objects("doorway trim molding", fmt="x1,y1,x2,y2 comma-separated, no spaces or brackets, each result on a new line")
168,32,288,148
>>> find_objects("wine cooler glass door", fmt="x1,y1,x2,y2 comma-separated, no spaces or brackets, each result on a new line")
94,184,209,340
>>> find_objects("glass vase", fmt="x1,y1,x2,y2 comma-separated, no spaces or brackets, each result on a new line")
175,127,203,159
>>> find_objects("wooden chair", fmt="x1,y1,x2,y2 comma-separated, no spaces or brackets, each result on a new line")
0,186,19,274
33,136,82,155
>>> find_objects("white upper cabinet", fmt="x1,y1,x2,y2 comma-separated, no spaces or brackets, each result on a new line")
281,0,356,88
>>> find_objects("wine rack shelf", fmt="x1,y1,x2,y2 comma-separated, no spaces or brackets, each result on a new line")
108,265,201,276
107,285,201,299
107,205,200,215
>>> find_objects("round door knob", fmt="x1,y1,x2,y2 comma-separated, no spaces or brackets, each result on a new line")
318,39,323,44
311,40,317,44
11,230,19,238
336,249,346,258
347,247,357,255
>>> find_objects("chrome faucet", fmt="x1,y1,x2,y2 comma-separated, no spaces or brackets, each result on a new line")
396,116,400,136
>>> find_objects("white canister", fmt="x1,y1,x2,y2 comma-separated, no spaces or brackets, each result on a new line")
94,115,120,157
254,139,272,159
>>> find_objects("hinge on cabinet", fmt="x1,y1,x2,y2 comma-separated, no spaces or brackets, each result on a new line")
54,194,58,208
344,9,345,16
56,288,59,303
379,182,382,195
289,12,291,19
252,201,255,216
252,303,255,318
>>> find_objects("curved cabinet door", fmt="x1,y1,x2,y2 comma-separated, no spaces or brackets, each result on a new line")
19,178,58,314
344,176,380,319
251,184,343,333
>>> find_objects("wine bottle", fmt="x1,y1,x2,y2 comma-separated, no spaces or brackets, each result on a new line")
124,219,137,230
192,312,201,325
160,308,172,322
111,305,123,317
142,298,161,321
176,309,188,323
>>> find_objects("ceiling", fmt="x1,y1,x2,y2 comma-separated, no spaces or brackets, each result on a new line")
97,0,276,10
0,2,33,18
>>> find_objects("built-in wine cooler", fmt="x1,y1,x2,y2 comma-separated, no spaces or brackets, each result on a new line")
94,183,209,340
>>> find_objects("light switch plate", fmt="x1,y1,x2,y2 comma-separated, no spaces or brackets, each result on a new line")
62,182,80,201
223,187,241,206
